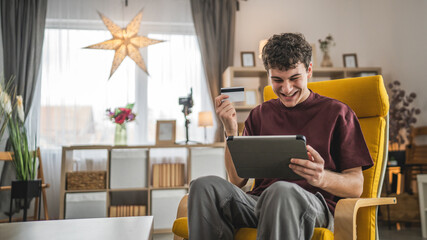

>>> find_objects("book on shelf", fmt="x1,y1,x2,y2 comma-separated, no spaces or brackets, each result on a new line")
152,164,160,187
109,205,146,217
152,163,185,187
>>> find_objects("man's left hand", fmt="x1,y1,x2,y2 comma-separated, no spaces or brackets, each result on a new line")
289,145,326,188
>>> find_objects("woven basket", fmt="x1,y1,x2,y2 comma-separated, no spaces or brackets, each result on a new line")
66,171,106,190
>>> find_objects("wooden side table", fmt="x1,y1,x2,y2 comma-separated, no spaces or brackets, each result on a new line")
417,174,427,238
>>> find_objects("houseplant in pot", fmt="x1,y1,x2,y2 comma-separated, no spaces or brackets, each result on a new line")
388,80,421,166
0,83,40,221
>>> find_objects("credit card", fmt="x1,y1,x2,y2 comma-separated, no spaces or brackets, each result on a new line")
221,87,245,102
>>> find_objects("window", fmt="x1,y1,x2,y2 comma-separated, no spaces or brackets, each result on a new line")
40,29,213,148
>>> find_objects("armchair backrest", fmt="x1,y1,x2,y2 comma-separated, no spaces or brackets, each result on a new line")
263,75,389,240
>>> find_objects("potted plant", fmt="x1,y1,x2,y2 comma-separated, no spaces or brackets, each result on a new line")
0,82,40,221
388,80,421,165
318,34,335,67
106,103,136,145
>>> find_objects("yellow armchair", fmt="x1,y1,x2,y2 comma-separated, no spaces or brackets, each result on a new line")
173,75,396,240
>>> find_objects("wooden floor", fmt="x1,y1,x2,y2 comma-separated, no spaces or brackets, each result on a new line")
379,222,425,240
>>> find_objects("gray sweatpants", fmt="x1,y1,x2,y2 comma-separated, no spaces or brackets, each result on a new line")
188,176,334,240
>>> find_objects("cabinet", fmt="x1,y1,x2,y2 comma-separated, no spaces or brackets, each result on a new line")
59,143,225,234
222,66,382,123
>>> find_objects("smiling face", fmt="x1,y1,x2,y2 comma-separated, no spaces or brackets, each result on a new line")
269,62,312,108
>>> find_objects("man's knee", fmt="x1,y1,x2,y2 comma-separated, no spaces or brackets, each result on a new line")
263,181,309,206
190,175,224,191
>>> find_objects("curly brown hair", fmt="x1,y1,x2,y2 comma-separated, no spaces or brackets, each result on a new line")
262,33,312,72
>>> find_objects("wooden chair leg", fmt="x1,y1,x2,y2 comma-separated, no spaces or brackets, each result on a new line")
36,148,49,220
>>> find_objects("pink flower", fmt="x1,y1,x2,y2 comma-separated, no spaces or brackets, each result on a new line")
115,112,127,124
106,104,136,124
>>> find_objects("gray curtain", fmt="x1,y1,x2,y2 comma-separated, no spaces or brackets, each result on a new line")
190,0,236,142
0,0,47,215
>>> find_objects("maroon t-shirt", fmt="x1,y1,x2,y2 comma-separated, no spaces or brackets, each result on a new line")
244,91,373,214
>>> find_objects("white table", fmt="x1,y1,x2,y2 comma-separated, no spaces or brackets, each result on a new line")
0,216,153,240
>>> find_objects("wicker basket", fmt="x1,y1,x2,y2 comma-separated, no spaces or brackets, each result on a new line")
66,171,106,190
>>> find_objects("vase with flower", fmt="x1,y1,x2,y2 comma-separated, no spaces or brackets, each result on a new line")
318,34,335,67
106,103,136,145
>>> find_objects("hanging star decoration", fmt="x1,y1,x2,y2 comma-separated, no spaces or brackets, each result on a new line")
84,10,163,79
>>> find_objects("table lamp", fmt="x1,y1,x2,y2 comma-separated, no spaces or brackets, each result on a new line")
198,111,213,143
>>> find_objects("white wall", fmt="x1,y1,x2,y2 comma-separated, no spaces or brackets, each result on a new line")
234,0,427,126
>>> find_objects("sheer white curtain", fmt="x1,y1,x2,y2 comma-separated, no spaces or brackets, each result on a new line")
146,33,214,143
39,0,215,219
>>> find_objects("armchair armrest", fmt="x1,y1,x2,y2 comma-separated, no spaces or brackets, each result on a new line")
334,197,396,240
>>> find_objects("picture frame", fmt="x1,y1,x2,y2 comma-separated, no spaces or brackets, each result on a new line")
245,89,259,107
155,120,176,145
241,52,256,67
343,53,358,68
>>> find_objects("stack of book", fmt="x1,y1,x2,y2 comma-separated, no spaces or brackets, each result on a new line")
152,163,185,187
109,205,146,217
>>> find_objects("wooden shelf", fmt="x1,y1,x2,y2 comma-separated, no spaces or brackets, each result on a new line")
64,189,107,193
222,66,382,122
150,186,189,190
153,228,172,234
59,143,226,234
108,188,149,192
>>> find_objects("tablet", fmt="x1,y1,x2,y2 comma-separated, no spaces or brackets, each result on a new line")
227,135,308,180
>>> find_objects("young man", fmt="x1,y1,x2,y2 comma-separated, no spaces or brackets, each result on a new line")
188,33,373,240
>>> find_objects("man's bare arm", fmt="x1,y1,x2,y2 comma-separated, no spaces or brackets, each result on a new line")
215,94,248,188
225,144,248,188
290,145,364,198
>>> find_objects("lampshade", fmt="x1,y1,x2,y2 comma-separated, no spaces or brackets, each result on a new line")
258,39,268,59
198,111,213,127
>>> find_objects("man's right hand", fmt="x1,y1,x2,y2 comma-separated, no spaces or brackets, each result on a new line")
215,94,238,136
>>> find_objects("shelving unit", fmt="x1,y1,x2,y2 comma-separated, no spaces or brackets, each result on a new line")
59,143,225,235
222,66,382,122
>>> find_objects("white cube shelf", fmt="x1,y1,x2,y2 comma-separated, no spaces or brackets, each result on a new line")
151,189,187,230
190,147,226,181
65,192,107,219
110,149,148,189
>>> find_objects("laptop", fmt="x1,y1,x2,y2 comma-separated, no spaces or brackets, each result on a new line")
227,135,308,180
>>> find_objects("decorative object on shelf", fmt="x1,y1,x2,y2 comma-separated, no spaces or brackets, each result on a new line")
198,111,213,143
114,124,127,145
388,80,421,151
241,51,255,67
258,39,268,59
244,89,259,107
318,34,335,67
155,120,176,145
106,103,136,145
84,10,164,78
343,53,358,68
66,171,107,190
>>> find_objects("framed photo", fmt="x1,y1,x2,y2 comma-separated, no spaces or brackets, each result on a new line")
155,120,176,145
241,52,255,67
245,89,259,107
343,53,358,68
